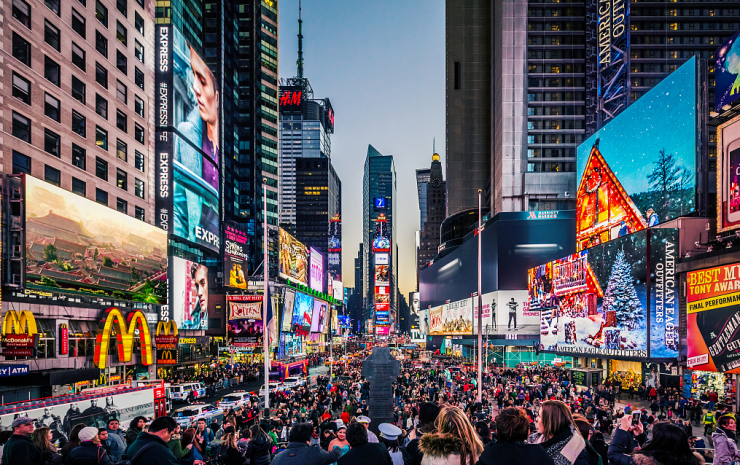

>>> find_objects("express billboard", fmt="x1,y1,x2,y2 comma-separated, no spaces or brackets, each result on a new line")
576,58,696,251
24,176,167,303
155,25,220,253
279,228,308,286
309,248,324,293
686,263,740,372
171,257,208,329
224,224,248,289
715,31,740,112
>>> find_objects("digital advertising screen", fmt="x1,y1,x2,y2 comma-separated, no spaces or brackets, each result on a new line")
24,176,167,303
171,257,209,329
310,299,327,333
375,253,389,265
718,117,740,232
428,298,473,336
279,228,308,286
155,25,220,253
716,31,740,112
293,291,313,335
376,311,390,325
338,315,351,328
376,326,390,336
496,290,540,335
224,223,248,289
686,262,740,373
309,247,324,293
649,228,679,358
372,214,391,252
332,280,344,301
281,288,296,332
375,265,389,285
227,299,263,347
576,58,696,251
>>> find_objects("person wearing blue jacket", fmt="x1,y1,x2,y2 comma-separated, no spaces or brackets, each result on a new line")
608,415,703,465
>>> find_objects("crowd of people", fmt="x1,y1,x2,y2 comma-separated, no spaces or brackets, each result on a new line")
1,351,737,465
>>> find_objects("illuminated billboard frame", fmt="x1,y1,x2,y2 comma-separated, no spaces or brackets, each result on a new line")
279,228,308,287
372,214,391,252
224,223,248,289
171,257,209,330
309,247,324,293
715,31,740,112
155,24,221,253
717,116,740,232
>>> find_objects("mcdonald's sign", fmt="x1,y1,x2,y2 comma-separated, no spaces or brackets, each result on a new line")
155,320,179,349
156,348,177,365
93,308,153,370
1,310,39,356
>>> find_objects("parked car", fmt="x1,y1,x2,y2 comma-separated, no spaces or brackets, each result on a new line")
259,382,284,397
218,391,251,410
282,377,307,389
171,403,224,427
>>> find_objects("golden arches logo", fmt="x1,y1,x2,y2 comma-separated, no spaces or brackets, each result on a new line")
2,310,38,336
93,308,153,370
156,320,178,336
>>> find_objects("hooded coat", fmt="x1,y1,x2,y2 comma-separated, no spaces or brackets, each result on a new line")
419,433,478,465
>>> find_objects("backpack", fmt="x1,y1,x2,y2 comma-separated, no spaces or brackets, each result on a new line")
115,442,157,465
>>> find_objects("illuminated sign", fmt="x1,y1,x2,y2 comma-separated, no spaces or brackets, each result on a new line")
1,310,39,356
229,301,262,320
375,253,389,265
597,0,628,68
155,320,179,349
179,337,197,344
373,214,391,252
717,117,740,232
715,31,740,112
156,349,177,365
93,308,153,370
279,86,303,111
310,248,324,293
0,365,29,377
60,324,68,355
374,197,387,211
224,224,249,289
284,278,342,305
279,228,309,287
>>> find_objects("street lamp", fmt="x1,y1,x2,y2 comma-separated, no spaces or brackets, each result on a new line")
477,189,483,404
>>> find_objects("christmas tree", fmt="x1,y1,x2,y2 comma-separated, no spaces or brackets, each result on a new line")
603,249,644,330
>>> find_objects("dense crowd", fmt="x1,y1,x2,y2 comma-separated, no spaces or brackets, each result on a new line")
1,352,737,465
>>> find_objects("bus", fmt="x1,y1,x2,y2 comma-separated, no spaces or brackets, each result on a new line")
0,383,166,445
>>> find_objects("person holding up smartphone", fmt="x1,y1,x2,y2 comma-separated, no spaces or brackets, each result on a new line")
608,415,704,465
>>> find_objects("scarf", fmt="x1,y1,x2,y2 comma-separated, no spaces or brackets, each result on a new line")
719,426,737,442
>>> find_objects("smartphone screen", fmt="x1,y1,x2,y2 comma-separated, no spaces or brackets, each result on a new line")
632,412,641,425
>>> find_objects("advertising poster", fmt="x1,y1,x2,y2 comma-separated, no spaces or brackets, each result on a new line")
309,248,324,293
224,224,248,289
376,326,390,336
292,291,313,335
155,25,220,252
228,319,263,347
171,257,209,329
310,299,327,333
328,214,341,282
375,265,389,285
24,176,167,303
428,306,444,335
281,289,296,332
429,299,473,336
649,228,679,358
332,281,344,302
497,291,539,335
338,316,351,328
686,263,740,373
279,228,308,286
376,311,390,325
576,58,696,251
284,334,303,357
372,214,391,252
715,31,740,112
717,117,740,232
534,232,649,357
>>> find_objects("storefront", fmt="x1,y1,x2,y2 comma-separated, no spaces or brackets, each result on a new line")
607,360,643,391
683,370,736,406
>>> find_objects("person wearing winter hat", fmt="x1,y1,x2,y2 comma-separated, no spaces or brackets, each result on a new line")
65,426,114,465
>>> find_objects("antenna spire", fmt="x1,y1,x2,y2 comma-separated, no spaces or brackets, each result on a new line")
433,137,436,154
297,0,304,79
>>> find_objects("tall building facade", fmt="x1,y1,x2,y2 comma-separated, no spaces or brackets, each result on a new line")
417,152,446,272
362,145,397,330
352,244,364,333
155,0,202,53
416,168,431,233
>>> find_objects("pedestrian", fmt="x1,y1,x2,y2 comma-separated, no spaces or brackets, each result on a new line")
528,400,590,465
2,417,45,465
476,407,554,465
125,416,147,451
419,405,484,465
65,426,113,465
703,409,716,436
588,432,608,465
31,426,62,465
165,424,190,461
97,429,111,457
712,415,740,465
60,424,85,460
357,416,379,443
608,416,702,465
407,402,441,465
328,424,350,459
271,422,341,465
338,422,392,465
104,419,126,462
244,424,272,465
378,423,409,465
127,416,201,465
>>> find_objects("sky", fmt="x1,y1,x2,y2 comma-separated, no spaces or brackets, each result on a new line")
278,0,446,300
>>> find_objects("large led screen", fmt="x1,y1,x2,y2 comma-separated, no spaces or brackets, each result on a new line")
715,31,740,112
279,228,308,286
576,58,696,251
309,247,324,293
24,176,167,303
717,117,740,232
686,263,740,373
292,291,313,336
224,224,248,289
171,257,209,329
649,228,679,359
310,299,327,333
372,214,391,253
155,25,220,253
428,298,473,336
227,300,263,347
281,288,296,332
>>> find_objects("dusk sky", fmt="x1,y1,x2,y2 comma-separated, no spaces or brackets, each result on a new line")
278,1,446,299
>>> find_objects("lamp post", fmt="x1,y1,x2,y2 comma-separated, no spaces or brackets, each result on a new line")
263,178,270,410
477,189,483,404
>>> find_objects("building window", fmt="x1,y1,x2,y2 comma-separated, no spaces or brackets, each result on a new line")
117,21,127,45
72,111,86,137
45,165,61,186
135,12,144,35
136,0,143,7
45,93,61,122
96,0,108,27
45,0,60,15
72,43,86,70
134,40,144,63
134,150,144,171
12,112,31,143
117,169,127,190
72,8,86,38
134,123,144,144
72,144,86,170
96,126,108,150
96,30,108,57
135,67,144,90
78,0,86,6
135,206,144,220
72,76,86,103
45,129,61,157
45,56,61,86
96,157,108,180
13,151,31,174
12,0,31,28
96,188,108,205
116,110,127,132
96,94,108,119
12,33,31,67
117,80,127,103
72,177,86,196
45,21,61,51
117,0,127,15
117,139,127,161
135,178,144,199
135,95,144,117
117,197,127,213
96,63,108,88
116,50,127,75
12,73,31,105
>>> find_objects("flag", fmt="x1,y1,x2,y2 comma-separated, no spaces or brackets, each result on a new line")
265,286,276,347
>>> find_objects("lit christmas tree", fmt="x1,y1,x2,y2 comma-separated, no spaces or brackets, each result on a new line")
603,249,644,330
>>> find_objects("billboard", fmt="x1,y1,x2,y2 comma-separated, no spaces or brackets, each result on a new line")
310,299,327,333
686,263,740,372
281,289,296,332
279,228,308,286
715,31,740,112
338,315,351,328
279,86,303,111
155,25,220,253
376,325,390,336
718,117,740,232
497,290,539,334
375,265,389,285
428,298,473,336
171,257,208,329
224,224,248,289
309,248,324,293
576,58,696,251
372,214,391,252
292,291,313,336
649,228,679,358
332,281,344,301
24,176,167,303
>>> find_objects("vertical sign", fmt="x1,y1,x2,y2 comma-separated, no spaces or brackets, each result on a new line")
649,229,679,358
60,324,68,355
155,25,173,232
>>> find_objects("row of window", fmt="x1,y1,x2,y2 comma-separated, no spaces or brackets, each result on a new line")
635,21,739,32
527,49,585,60
528,134,584,145
527,119,585,130
632,35,724,46
528,148,577,159
528,77,586,88
527,92,586,102
527,22,585,32
528,106,585,116
633,7,740,17
527,162,576,173
528,36,585,46
528,63,586,74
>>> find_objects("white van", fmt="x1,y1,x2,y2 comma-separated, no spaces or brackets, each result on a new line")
171,382,206,402
171,403,223,427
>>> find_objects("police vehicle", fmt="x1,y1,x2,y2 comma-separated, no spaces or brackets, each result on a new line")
171,403,224,427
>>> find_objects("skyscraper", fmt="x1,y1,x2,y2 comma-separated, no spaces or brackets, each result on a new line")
155,0,203,54
417,151,446,273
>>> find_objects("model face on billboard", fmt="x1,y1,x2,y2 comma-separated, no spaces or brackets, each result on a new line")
192,263,208,315
190,45,219,154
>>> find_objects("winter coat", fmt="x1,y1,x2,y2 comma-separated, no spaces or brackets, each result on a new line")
589,438,609,465
166,435,190,459
245,434,272,465
105,428,127,461
607,428,670,465
338,442,392,465
528,428,590,465
713,427,739,465
271,442,341,465
65,442,114,465
406,428,429,465
475,441,555,465
420,432,478,465
125,431,181,465
1,434,45,465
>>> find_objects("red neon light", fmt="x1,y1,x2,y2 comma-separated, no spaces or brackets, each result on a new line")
280,91,302,106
